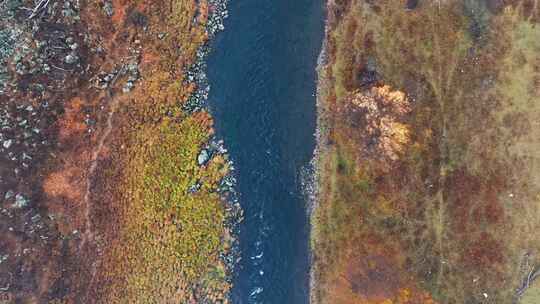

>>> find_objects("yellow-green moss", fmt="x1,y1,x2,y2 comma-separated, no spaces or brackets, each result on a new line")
111,114,230,302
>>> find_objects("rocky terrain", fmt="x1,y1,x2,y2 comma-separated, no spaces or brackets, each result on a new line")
0,0,239,302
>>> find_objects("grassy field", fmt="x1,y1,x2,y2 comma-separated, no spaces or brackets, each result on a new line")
312,1,540,303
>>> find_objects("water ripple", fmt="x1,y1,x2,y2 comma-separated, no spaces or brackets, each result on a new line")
207,0,325,302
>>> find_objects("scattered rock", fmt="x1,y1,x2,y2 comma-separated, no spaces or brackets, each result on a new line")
2,139,12,149
64,52,79,64
122,81,134,93
30,214,41,223
103,1,114,17
189,181,202,194
4,190,14,200
0,254,9,264
198,149,210,165
14,194,29,208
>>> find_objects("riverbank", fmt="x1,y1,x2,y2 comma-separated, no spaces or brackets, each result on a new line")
311,1,540,303
78,0,241,302
309,10,329,304
0,0,239,302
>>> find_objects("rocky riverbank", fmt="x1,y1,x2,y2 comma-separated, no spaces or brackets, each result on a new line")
0,0,241,302
309,10,329,304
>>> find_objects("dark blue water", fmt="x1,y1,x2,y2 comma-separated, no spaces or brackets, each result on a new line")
206,1,325,303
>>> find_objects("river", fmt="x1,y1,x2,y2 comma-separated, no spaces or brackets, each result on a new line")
206,0,325,303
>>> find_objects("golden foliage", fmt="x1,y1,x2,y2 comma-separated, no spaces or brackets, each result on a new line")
340,85,411,165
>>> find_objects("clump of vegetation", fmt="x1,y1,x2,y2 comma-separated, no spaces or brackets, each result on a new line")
338,85,411,166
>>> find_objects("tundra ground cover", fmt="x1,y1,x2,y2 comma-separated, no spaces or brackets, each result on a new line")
312,1,540,303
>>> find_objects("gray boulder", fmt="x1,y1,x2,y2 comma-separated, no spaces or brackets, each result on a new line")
197,149,209,165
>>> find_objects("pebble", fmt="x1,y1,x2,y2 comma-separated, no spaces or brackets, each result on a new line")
2,139,12,149
13,193,29,208
123,81,134,93
4,190,14,200
64,53,79,64
14,194,29,208
103,1,114,17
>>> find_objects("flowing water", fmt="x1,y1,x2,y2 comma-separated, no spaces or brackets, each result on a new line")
206,0,325,303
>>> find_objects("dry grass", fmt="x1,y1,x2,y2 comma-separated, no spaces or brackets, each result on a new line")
313,0,540,303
